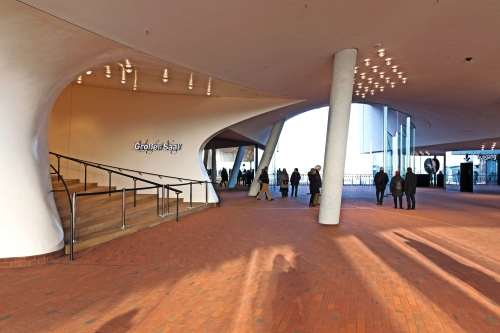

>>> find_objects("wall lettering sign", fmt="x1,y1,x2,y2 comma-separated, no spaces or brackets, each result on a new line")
134,140,182,154
477,154,497,161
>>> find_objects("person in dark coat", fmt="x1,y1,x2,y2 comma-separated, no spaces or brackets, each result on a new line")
220,168,228,187
390,171,405,209
374,167,389,205
237,170,243,185
290,168,301,197
256,166,274,201
308,168,320,207
279,168,290,197
313,165,322,206
404,167,417,210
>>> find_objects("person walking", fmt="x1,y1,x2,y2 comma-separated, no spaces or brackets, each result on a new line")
290,168,301,197
308,168,320,207
220,167,229,187
374,167,389,205
390,171,405,209
256,166,274,201
279,168,290,197
237,170,243,185
404,167,417,210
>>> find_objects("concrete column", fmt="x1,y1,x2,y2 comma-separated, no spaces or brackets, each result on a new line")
203,150,209,168
318,48,357,225
211,148,217,184
248,120,285,196
254,144,259,170
228,146,245,188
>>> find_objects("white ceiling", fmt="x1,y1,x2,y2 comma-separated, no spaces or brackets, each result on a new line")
19,0,500,149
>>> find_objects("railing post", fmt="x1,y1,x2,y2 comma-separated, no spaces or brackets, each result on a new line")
84,164,87,191
133,179,137,207
156,186,159,215
57,156,61,181
205,181,208,205
188,182,193,209
108,171,112,197
119,188,130,229
166,186,170,216
160,185,165,217
70,192,76,261
176,192,179,222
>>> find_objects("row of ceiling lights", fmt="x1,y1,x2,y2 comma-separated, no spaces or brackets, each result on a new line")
353,48,409,98
481,142,496,151
76,59,213,95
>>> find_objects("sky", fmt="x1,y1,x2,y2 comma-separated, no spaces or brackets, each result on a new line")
269,104,372,175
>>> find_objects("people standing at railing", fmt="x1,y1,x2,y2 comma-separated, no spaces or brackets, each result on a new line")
220,168,229,187
374,167,389,205
308,168,320,207
237,170,243,185
404,167,417,210
279,168,290,197
390,171,404,209
256,166,274,201
290,168,301,197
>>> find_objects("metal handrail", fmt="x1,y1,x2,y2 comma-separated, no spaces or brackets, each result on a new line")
49,165,75,261
49,152,181,194
49,152,200,183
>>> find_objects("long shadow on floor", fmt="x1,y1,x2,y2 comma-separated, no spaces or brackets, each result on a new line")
394,232,500,306
96,309,138,333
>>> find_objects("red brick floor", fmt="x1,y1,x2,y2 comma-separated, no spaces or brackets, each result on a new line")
1,186,500,332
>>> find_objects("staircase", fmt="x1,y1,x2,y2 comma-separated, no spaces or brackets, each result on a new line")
51,175,211,254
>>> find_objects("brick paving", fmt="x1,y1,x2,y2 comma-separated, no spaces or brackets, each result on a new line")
1,186,500,332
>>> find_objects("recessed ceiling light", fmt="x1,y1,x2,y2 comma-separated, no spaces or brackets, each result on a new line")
361,93,366,98
374,82,379,88
207,77,212,96
162,69,169,82
364,59,371,66
392,66,398,73
125,59,133,73
367,78,373,84
385,77,391,83
355,91,360,95
77,76,82,84
188,73,194,89
370,90,375,95
354,67,358,74
397,72,403,78
86,70,92,75
378,49,385,57
360,73,366,79
379,72,385,78
402,78,408,83
364,87,369,92
105,66,111,78
380,86,385,92
390,82,396,88
385,58,392,65
372,66,378,73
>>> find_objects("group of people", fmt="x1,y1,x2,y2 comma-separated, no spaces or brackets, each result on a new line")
255,165,323,208
374,167,417,210
237,169,254,187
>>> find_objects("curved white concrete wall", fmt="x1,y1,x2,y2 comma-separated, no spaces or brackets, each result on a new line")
0,1,298,258
0,1,142,258
49,85,296,203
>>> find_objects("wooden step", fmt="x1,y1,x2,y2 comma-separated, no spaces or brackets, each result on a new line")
52,182,99,197
54,186,119,207
52,178,80,187
60,193,159,226
65,203,212,254
64,199,160,239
